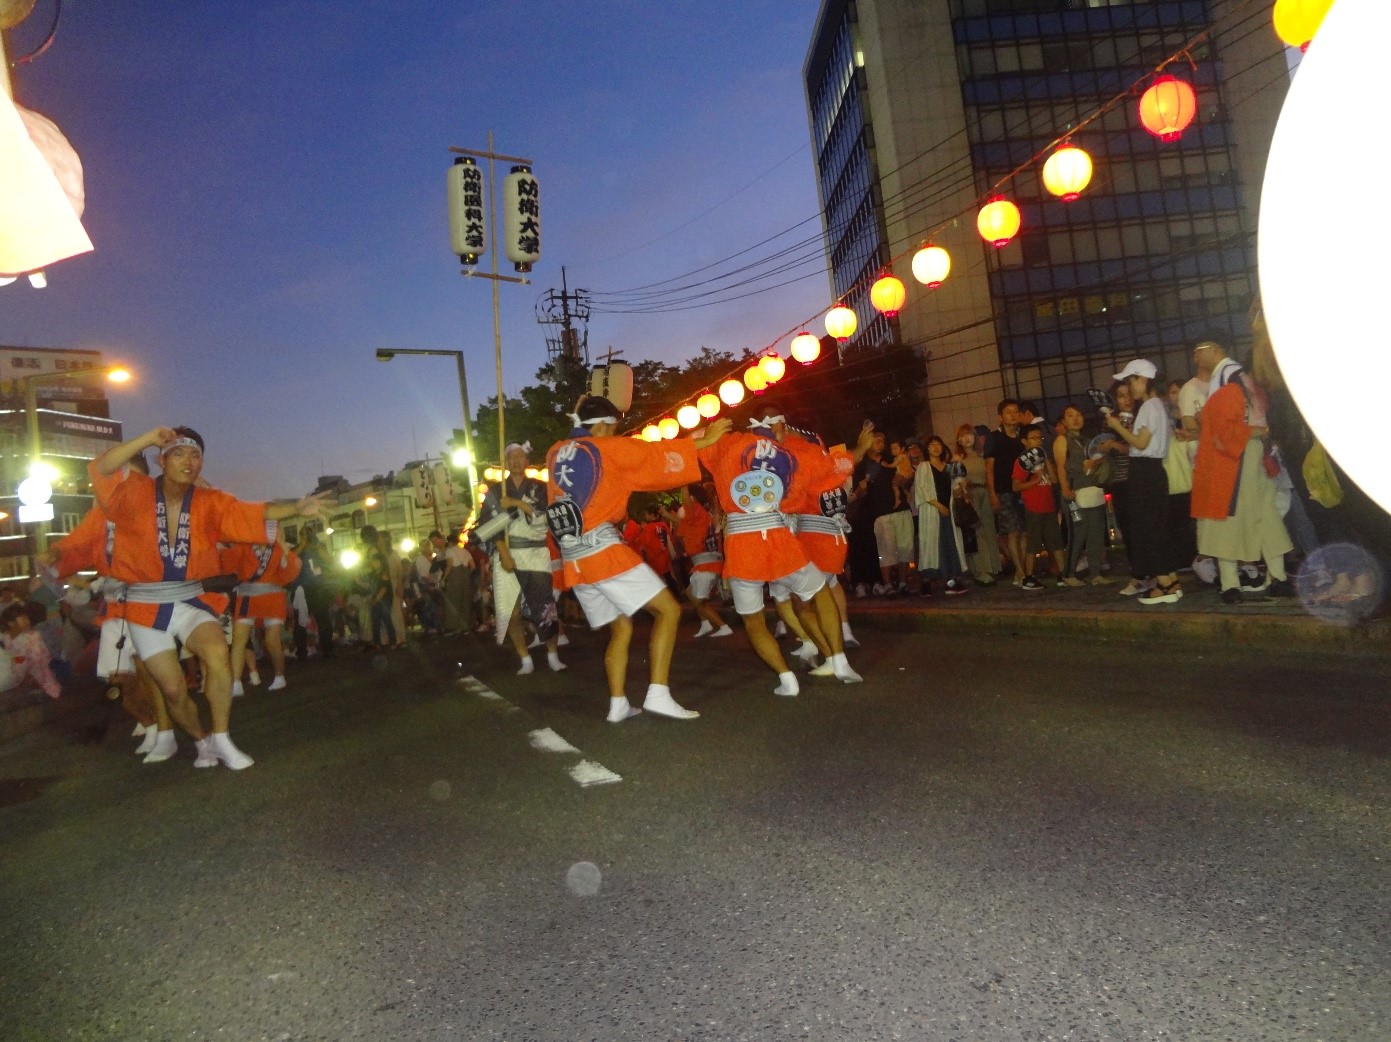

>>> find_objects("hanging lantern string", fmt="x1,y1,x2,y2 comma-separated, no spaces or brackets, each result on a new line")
622,0,1264,434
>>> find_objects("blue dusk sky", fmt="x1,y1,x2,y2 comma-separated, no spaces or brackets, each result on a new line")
2,0,830,497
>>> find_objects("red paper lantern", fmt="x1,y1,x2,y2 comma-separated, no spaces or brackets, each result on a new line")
1139,75,1197,142
1041,145,1093,201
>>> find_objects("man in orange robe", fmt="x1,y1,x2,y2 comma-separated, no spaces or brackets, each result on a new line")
545,396,731,722
664,484,732,638
697,404,862,694
91,426,326,769
222,539,302,695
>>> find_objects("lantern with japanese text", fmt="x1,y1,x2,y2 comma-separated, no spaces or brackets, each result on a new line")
825,304,857,343
447,157,487,265
759,352,786,384
790,331,821,364
911,245,951,288
658,417,680,440
977,197,1021,248
743,365,768,394
641,423,662,442
1042,145,1093,201
719,379,745,406
870,273,906,318
1274,0,1333,51
697,392,721,418
677,405,701,429
1139,75,1197,142
502,165,540,273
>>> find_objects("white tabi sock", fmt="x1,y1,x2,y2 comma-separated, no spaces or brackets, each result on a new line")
774,671,799,697
606,697,641,723
830,652,863,684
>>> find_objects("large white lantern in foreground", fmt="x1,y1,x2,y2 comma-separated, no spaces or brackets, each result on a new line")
503,166,540,273
1259,0,1390,512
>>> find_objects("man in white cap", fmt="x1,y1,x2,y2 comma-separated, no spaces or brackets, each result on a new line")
89,426,326,769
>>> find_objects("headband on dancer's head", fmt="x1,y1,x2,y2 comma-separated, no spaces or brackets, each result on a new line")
504,441,532,456
571,396,621,428
748,413,785,429
163,436,202,455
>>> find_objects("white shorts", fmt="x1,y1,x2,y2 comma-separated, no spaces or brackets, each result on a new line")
823,572,840,588
233,616,283,628
573,563,668,629
688,570,720,601
127,603,224,661
730,562,827,616
874,511,914,567
96,618,136,678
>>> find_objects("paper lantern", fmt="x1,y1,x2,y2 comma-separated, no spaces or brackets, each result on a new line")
1,96,93,277
677,405,701,429
870,274,906,318
911,245,951,288
1042,145,1093,201
658,417,680,440
1274,0,1334,51
697,392,721,417
790,332,821,364
1261,0,1391,513
977,197,1021,248
719,379,746,406
1139,75,1197,142
825,304,857,342
502,165,540,273
743,366,768,394
759,353,786,384
447,157,487,264
641,423,662,442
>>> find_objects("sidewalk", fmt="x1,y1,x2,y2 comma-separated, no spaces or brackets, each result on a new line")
847,573,1391,651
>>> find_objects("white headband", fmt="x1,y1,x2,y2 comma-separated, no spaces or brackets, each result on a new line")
162,437,202,455
504,441,532,456
749,414,784,429
570,413,617,427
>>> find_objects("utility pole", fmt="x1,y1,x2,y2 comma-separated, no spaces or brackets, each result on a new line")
537,265,591,370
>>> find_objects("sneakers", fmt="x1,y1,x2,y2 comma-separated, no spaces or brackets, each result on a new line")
854,583,868,599
1267,578,1295,598
1059,576,1087,588
1139,581,1183,605
872,583,889,596
1118,579,1153,597
1020,576,1044,591
944,578,969,596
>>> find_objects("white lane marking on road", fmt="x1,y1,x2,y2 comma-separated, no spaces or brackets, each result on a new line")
528,728,581,754
569,760,623,787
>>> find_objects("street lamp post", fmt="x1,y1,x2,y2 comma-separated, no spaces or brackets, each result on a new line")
15,363,132,553
375,348,479,496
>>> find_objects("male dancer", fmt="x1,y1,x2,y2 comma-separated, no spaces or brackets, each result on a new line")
545,396,731,722
90,426,325,769
223,535,301,694
662,485,732,638
697,403,861,695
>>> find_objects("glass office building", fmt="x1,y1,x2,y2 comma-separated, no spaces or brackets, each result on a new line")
805,0,1286,428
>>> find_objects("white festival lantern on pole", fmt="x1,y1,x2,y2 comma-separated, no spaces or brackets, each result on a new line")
502,165,540,273
1259,0,1390,512
447,156,487,265
0,92,92,279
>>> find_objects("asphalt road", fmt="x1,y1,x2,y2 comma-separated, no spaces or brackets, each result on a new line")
2,622,1388,1042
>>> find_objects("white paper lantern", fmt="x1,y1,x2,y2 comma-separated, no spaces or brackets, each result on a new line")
1259,0,1390,512
503,166,540,272
447,157,487,264
17,476,52,507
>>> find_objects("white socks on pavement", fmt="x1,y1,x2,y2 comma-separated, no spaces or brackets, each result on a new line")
231,680,245,698
694,620,715,638
248,671,261,687
547,651,566,672
841,622,859,649
830,653,863,683
710,624,733,638
267,676,286,692
642,683,699,720
142,729,177,764
607,697,642,723
774,671,800,697
517,656,535,676
194,733,253,770
132,722,147,738
792,639,819,665
134,727,159,755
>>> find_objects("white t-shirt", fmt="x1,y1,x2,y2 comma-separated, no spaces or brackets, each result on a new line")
1177,376,1208,422
1131,396,1171,460
445,545,472,570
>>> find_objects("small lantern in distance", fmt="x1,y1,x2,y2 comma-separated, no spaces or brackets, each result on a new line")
825,304,857,343
1138,75,1197,142
658,417,680,440
911,245,951,288
641,423,662,442
697,392,721,418
790,331,821,364
870,273,906,318
1042,145,1093,201
977,197,1021,248
759,353,786,384
719,379,746,406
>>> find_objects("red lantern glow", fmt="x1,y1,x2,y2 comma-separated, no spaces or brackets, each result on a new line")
790,332,821,364
870,273,906,318
1139,75,1197,142
977,197,1021,248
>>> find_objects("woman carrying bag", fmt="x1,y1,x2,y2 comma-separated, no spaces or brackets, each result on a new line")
1053,404,1115,586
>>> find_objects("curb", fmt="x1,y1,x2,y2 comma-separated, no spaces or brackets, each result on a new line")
850,603,1391,652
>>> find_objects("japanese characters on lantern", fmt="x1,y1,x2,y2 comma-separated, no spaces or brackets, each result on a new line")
503,165,541,273
447,157,487,265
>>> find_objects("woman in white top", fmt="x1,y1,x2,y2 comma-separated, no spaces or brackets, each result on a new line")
1105,359,1182,604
